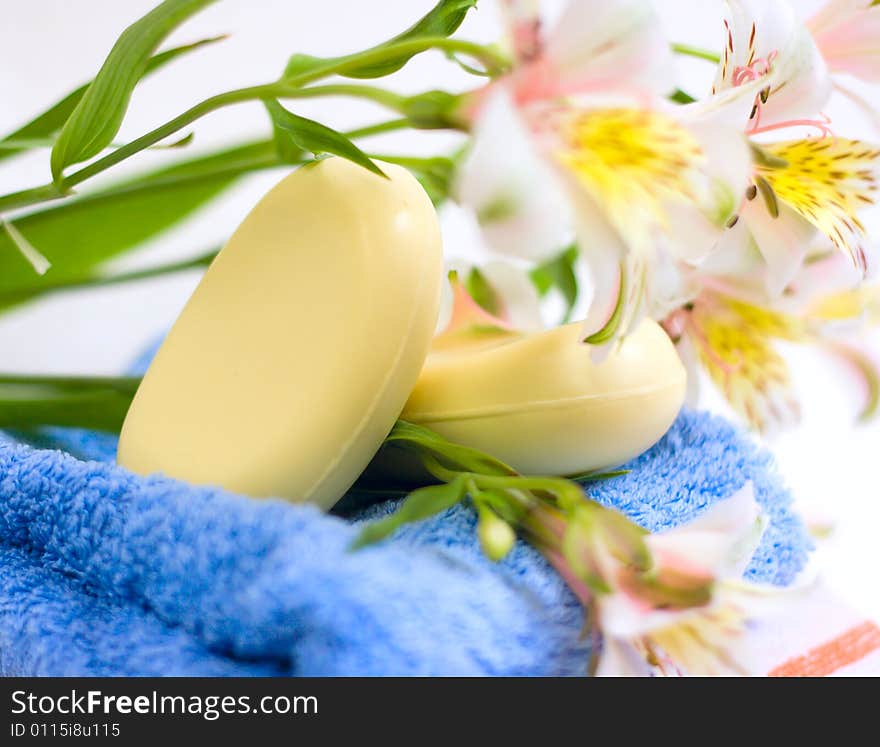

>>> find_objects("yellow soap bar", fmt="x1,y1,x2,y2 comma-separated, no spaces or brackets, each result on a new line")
401,320,686,476
117,158,443,508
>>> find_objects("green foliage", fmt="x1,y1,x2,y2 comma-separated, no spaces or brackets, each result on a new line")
0,140,279,310
384,420,517,477
530,244,579,323
50,0,219,183
350,477,468,549
399,90,464,130
264,100,384,176
284,0,478,81
466,267,500,316
0,36,225,165
0,375,140,432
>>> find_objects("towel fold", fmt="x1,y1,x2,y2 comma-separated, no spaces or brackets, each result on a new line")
0,404,810,676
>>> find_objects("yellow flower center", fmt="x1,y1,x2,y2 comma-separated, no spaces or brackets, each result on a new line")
758,139,879,272
689,296,805,431
555,108,704,248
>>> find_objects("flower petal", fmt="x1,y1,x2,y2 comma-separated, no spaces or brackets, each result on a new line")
478,259,546,331
739,197,816,296
499,0,543,64
543,0,676,98
759,138,880,274
455,89,573,261
595,636,654,677
648,482,767,578
714,0,833,129
689,294,803,431
809,0,880,82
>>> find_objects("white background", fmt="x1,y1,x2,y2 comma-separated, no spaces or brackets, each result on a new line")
0,1,878,617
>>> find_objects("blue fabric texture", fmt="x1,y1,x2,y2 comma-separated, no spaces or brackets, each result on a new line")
0,402,810,676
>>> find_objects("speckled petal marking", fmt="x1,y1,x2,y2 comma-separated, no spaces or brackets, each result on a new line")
759,139,880,273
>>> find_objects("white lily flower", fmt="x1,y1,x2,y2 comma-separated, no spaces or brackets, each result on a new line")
712,0,833,134
456,90,573,262
596,581,784,676
594,483,781,676
457,1,752,354
699,1,879,293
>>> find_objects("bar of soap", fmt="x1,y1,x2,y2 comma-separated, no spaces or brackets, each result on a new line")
117,157,443,508
400,320,686,476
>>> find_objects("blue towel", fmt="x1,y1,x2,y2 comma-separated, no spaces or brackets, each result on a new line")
0,404,809,676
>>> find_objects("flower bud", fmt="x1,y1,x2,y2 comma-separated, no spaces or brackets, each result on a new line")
478,509,516,562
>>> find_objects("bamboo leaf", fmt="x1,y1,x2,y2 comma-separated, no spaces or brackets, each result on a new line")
265,100,385,177
0,140,280,310
50,0,219,183
0,35,225,165
284,0,477,81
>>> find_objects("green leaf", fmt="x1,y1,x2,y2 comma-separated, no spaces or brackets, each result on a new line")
466,267,500,315
0,36,225,165
284,0,477,80
530,244,579,323
357,0,477,79
351,476,467,549
0,248,218,307
669,88,697,105
0,139,280,311
264,99,385,177
50,0,219,183
373,153,455,204
387,420,517,476
1,220,51,275
568,468,631,482
0,375,141,433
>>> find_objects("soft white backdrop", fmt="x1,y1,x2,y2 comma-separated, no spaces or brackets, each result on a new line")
1,1,878,616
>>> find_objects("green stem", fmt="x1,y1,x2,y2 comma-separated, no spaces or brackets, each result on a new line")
281,83,407,110
0,36,501,212
671,42,721,64
345,118,411,140
368,153,449,170
62,84,282,190
0,183,65,213
63,37,499,191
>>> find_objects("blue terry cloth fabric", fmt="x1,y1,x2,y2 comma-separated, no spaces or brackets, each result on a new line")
0,406,810,677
